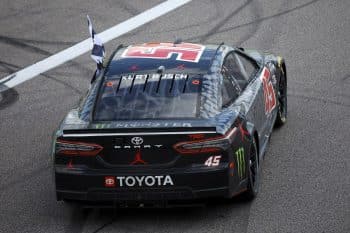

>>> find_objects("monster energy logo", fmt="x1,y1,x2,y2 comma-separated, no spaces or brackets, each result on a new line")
235,147,245,178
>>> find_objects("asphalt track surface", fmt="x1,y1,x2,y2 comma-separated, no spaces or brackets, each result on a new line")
0,0,349,232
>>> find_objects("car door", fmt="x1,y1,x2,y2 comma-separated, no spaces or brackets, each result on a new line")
233,50,278,154
222,50,269,153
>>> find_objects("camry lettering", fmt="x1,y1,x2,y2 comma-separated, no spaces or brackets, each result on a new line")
114,145,163,149
116,175,174,187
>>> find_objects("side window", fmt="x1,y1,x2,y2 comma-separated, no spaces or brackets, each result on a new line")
234,52,258,81
223,53,248,90
221,66,240,107
221,74,238,107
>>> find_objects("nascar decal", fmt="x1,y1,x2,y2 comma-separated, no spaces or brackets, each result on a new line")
121,43,205,63
235,147,245,178
106,175,174,187
260,67,276,114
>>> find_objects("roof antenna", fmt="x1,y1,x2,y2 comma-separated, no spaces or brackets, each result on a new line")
157,65,165,74
173,38,182,46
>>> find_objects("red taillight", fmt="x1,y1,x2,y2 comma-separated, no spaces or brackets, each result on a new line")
55,139,103,156
173,128,237,154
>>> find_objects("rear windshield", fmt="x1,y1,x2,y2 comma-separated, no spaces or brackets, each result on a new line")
93,73,202,120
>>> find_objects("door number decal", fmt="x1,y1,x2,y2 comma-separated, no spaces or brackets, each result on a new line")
204,155,221,167
260,67,276,114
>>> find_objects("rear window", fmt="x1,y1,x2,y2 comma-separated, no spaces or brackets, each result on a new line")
93,73,202,120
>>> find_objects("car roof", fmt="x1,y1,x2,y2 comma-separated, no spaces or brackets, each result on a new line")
104,42,221,77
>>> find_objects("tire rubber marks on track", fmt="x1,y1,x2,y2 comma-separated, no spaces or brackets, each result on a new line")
0,0,192,91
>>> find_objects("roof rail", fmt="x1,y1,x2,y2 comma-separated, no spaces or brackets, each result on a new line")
102,44,125,73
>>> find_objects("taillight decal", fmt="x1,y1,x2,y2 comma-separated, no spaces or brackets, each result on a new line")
56,139,103,156
173,128,237,154
188,134,205,140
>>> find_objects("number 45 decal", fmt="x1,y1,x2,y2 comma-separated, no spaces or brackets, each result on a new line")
260,67,276,114
204,155,222,167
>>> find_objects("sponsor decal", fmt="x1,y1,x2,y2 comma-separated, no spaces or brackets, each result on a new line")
204,155,221,167
131,137,143,145
121,43,205,63
192,79,200,85
260,67,277,114
95,123,109,129
235,147,245,178
114,144,162,149
114,136,163,150
106,81,113,87
177,64,185,70
129,65,139,71
130,149,147,165
116,175,174,187
93,122,193,129
105,176,116,187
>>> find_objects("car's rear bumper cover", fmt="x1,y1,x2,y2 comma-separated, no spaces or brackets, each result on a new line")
55,165,231,202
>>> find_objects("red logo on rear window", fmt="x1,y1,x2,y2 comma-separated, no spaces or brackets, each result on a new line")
121,43,205,63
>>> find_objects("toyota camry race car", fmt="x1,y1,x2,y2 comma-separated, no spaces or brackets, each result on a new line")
52,38,287,206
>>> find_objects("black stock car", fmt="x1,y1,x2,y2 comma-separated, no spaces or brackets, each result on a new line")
53,42,287,206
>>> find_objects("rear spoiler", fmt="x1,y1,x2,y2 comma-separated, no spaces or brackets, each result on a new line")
62,127,217,137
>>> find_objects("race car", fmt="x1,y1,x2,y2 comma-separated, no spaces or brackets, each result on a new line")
52,41,287,206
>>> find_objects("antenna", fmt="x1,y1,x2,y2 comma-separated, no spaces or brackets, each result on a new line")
157,65,165,74
173,38,183,45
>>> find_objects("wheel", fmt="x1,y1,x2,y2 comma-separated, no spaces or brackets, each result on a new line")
275,69,287,127
243,138,260,200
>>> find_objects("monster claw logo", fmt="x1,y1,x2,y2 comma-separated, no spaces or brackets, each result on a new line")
235,147,245,179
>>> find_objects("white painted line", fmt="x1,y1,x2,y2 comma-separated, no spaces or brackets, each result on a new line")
0,0,192,91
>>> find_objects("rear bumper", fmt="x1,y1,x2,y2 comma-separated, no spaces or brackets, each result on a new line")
56,187,229,202
55,164,232,202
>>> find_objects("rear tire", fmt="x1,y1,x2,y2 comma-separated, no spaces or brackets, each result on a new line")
243,138,260,200
275,68,287,127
